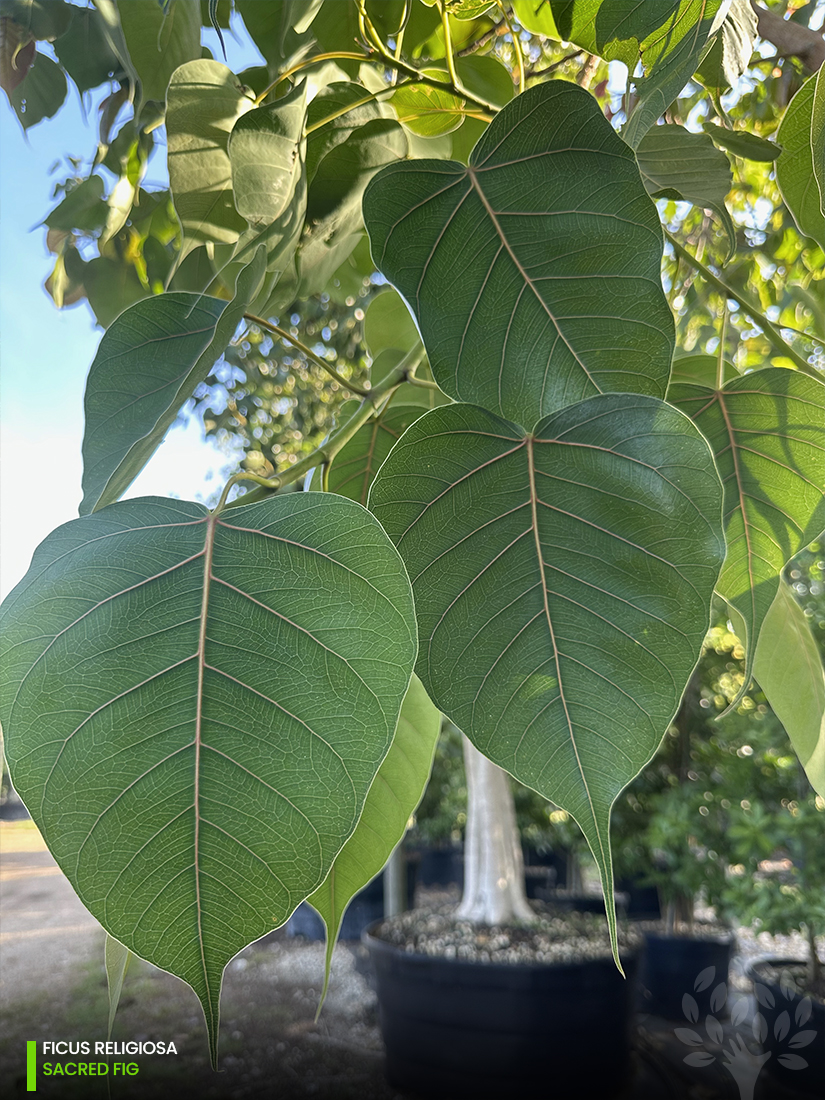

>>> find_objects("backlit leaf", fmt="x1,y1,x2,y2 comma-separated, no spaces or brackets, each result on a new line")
811,65,825,221
370,395,725,959
364,81,674,429
0,492,417,1065
727,581,825,799
393,74,466,137
776,74,825,250
167,60,255,249
80,247,265,514
7,47,65,129
308,674,440,1007
669,369,825,703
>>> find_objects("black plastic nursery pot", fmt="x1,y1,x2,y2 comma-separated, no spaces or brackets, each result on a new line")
639,930,734,1019
365,925,639,1099
747,958,825,1098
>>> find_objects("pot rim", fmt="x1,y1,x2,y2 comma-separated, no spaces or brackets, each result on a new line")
362,919,639,973
642,926,735,946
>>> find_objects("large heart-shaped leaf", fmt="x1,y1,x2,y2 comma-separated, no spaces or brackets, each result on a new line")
776,73,825,250
308,673,440,1005
0,492,416,1064
636,123,735,258
369,395,725,952
310,404,427,504
363,81,674,429
669,369,825,697
80,248,265,515
167,60,255,249
727,583,825,799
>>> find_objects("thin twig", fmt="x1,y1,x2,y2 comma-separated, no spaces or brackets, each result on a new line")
243,313,370,396
527,50,583,79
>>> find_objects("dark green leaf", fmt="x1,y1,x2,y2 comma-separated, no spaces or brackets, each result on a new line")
308,673,440,1006
776,73,825,250
309,116,407,223
310,404,427,504
44,175,108,232
669,369,825,698
118,0,201,106
0,0,71,40
0,492,417,1065
80,248,265,514
53,7,122,93
667,353,737,389
702,122,781,162
727,583,825,799
7,48,65,129
370,395,725,956
306,82,393,184
364,81,674,429
167,60,255,249
636,123,735,259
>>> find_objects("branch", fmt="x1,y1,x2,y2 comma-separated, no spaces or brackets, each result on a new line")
665,232,822,378
751,2,825,72
243,314,370,396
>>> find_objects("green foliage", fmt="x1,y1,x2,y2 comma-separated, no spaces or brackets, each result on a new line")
0,492,417,1064
1,0,824,1067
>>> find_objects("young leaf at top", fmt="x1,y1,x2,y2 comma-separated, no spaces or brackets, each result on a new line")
776,74,825,251
0,492,417,1066
166,60,255,251
80,247,265,514
370,395,726,956
363,81,674,430
727,583,825,799
669,369,825,701
310,404,427,505
635,123,735,259
308,673,441,1009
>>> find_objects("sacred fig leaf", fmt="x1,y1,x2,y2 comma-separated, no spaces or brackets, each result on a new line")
363,81,674,429
105,934,132,1039
310,404,428,504
635,123,735,259
727,583,825,799
668,354,737,389
167,60,255,250
669,369,825,702
308,673,440,1008
392,73,467,137
53,7,123,94
813,65,825,220
7,48,65,130
369,395,725,957
776,74,825,251
0,492,417,1066
117,0,201,107
228,81,307,229
80,247,265,514
702,123,781,162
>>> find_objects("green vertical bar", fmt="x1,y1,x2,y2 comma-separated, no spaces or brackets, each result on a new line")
26,1041,37,1091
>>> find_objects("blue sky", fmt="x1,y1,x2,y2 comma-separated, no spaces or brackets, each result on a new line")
0,23,258,599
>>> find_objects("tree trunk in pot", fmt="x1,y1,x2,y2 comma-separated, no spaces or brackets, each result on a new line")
456,734,533,924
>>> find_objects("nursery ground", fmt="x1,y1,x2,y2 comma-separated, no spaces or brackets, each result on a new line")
0,818,817,1100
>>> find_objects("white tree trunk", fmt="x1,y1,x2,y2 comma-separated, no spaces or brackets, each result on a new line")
456,734,534,924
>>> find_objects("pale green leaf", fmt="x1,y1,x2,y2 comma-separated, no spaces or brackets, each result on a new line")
636,123,735,258
80,247,265,514
308,674,440,1008
364,288,421,360
310,405,427,504
228,81,307,229
812,64,825,221
669,369,825,702
370,395,725,959
776,74,825,251
702,122,781,162
166,60,255,249
7,48,65,129
695,0,757,95
667,354,737,389
0,492,417,1065
104,934,132,1039
363,81,674,430
117,0,200,106
392,75,466,137
727,583,825,799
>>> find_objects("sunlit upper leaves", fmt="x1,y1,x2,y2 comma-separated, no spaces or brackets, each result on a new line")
118,0,200,106
80,248,265,514
370,394,725,956
670,369,825,699
364,81,674,429
0,492,417,1065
